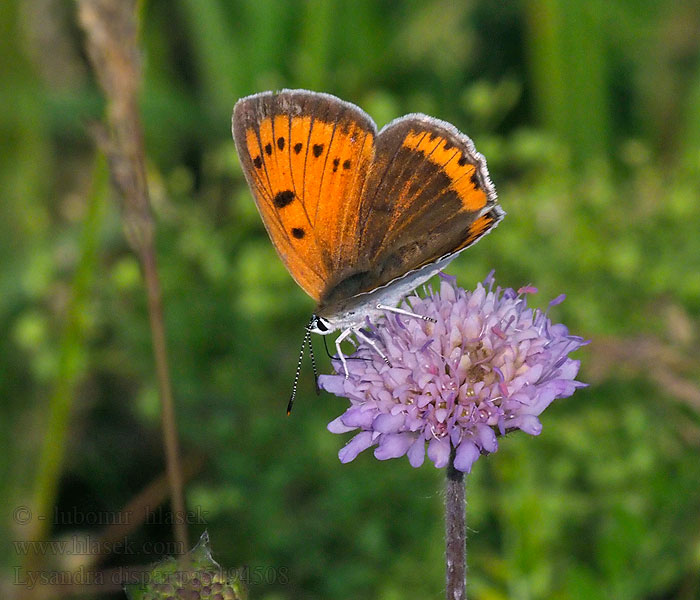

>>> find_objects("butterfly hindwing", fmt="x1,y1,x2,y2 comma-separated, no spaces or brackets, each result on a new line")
344,115,502,296
233,90,376,301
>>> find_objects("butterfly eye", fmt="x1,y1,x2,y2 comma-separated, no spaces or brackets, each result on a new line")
308,315,333,335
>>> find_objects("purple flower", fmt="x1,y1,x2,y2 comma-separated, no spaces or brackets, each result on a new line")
320,272,588,473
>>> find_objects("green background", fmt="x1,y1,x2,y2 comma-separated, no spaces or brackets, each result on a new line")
3,1,700,599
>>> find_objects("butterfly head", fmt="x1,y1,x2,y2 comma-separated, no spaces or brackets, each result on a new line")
307,314,336,336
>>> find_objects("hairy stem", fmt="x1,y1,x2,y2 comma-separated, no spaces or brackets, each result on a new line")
445,448,467,600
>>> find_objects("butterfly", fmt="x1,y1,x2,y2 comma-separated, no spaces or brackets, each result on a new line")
233,90,504,409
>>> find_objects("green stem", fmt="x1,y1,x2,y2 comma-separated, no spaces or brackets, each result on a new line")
29,153,107,553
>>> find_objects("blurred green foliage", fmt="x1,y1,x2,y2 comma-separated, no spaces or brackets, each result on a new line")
3,1,700,599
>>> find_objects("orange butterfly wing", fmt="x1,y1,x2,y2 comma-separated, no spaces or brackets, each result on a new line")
366,115,500,258
233,91,376,302
319,115,502,306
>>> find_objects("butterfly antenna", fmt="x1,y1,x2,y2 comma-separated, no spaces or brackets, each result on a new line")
287,328,309,416
308,333,321,396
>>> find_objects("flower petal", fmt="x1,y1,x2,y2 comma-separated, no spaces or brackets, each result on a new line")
338,431,374,463
327,416,355,434
373,413,406,433
454,441,480,473
374,433,414,460
318,374,345,395
407,437,426,467
516,414,542,435
427,438,451,468
476,424,498,453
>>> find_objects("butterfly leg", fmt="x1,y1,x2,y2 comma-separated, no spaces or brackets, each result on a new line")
376,303,437,323
334,327,354,379
354,328,393,369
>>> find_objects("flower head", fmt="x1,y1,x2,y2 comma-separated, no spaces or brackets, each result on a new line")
320,272,588,473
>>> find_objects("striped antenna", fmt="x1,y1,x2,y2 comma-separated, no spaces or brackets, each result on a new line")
287,318,314,415
308,330,320,395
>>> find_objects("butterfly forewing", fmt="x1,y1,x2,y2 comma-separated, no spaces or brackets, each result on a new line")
303,101,376,271
233,90,376,301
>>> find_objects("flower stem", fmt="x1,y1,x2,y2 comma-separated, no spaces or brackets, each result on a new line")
445,448,466,600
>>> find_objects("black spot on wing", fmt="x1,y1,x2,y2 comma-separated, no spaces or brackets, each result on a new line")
265,143,272,155
332,157,340,172
273,190,295,208
291,227,305,239
253,156,262,169
277,137,285,150
343,159,351,169
294,142,303,154
312,143,324,157
470,171,482,190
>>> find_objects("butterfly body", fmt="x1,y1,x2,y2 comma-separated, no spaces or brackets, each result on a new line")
312,249,464,334
233,89,504,368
